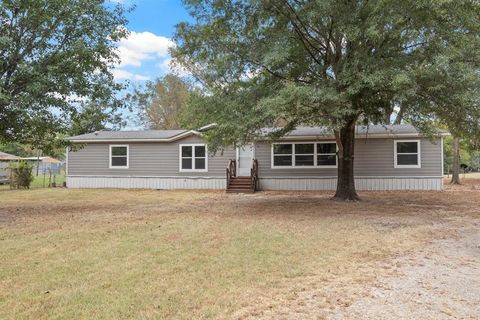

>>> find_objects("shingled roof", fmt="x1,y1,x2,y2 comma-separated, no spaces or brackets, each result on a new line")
67,129,192,142
66,124,448,143
262,124,448,139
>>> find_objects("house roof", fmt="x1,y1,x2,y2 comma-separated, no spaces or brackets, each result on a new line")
0,151,20,160
66,129,198,142
264,124,449,139
66,124,448,143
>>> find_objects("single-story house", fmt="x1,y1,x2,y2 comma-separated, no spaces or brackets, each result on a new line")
65,124,447,192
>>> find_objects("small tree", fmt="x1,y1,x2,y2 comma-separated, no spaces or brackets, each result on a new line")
9,161,34,189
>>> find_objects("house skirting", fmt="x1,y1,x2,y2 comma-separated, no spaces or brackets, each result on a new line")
67,176,443,191
258,177,443,191
66,176,226,189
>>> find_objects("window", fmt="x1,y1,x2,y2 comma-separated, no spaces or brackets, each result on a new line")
273,144,292,166
180,144,207,172
295,144,314,166
395,140,421,168
110,145,128,168
317,143,337,166
272,142,337,168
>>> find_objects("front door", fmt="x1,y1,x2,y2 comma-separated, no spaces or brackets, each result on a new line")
237,144,254,176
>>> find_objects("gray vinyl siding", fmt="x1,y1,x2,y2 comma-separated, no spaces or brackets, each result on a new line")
69,135,442,179
255,137,442,177
68,135,235,177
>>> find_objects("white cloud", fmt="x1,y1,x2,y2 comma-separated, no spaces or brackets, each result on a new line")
117,31,174,68
112,69,149,81
157,58,172,73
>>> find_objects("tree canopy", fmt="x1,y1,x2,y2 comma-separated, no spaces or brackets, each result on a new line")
173,0,480,200
0,0,129,143
128,74,193,130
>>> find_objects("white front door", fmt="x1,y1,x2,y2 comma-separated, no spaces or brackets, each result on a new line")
237,144,254,176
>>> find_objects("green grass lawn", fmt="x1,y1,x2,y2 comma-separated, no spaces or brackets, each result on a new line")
0,173,65,190
30,172,65,188
1,187,478,319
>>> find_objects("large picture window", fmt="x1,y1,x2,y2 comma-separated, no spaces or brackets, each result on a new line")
180,144,207,172
394,140,421,168
109,145,129,169
272,142,337,168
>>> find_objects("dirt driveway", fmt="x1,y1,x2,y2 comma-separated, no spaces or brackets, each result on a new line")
328,217,480,319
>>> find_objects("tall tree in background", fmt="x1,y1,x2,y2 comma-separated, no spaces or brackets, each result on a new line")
0,0,128,143
173,0,480,200
129,74,192,129
70,100,125,136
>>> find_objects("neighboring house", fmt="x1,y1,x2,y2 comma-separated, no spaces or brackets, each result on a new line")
0,151,20,184
65,124,447,192
21,156,64,175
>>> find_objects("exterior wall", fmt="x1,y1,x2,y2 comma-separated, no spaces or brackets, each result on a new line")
255,137,443,177
68,135,235,178
67,134,444,191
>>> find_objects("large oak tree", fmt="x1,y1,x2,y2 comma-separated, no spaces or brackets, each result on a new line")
0,0,128,143
173,0,480,200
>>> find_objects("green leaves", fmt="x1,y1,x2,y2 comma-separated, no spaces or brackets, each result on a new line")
173,0,480,149
128,74,193,130
0,0,129,144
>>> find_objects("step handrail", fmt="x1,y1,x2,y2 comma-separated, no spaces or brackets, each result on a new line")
226,159,236,187
250,159,258,191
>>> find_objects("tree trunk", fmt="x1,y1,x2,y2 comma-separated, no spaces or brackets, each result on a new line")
450,136,461,185
332,118,360,201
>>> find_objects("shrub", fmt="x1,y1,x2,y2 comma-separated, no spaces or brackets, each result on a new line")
9,161,34,189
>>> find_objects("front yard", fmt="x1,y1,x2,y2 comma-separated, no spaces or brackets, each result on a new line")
0,182,479,319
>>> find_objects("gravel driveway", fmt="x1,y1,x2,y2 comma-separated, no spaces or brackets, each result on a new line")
331,217,480,319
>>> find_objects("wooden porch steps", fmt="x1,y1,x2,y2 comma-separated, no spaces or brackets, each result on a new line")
225,159,258,193
226,176,255,193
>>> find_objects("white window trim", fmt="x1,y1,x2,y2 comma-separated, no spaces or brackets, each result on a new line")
394,140,421,168
271,142,338,169
109,144,129,169
179,144,208,172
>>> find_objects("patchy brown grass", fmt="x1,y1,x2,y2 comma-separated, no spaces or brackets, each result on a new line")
0,182,479,319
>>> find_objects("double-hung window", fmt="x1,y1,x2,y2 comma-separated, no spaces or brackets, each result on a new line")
394,140,421,168
180,144,207,172
294,144,315,166
317,143,337,166
272,144,293,166
272,142,337,168
109,145,129,169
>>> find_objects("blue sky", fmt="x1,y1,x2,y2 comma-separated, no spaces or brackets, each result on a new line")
112,0,192,83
